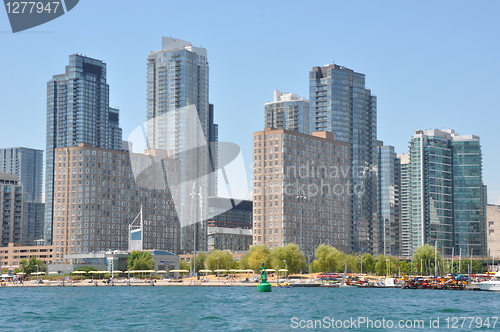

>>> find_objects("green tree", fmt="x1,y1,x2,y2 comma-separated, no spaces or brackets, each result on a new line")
190,252,206,273
205,250,235,270
374,255,399,276
239,245,271,271
412,244,444,275
360,253,376,274
180,259,190,271
127,251,154,271
269,243,306,273
375,254,387,276
19,256,46,276
387,256,400,275
399,260,410,275
344,254,359,273
456,259,484,274
311,244,342,273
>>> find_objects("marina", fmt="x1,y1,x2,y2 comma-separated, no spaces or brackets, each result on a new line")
3,271,500,292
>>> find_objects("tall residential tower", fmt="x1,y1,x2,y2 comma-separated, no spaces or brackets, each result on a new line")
407,129,486,256
264,90,309,133
309,64,378,254
146,37,215,252
378,145,402,256
252,128,352,259
0,147,44,245
45,54,123,245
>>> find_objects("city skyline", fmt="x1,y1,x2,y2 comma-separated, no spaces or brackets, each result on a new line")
1,1,500,205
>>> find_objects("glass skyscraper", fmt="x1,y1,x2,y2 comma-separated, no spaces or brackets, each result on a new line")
264,90,309,133
0,147,44,245
407,129,486,257
452,135,486,257
378,145,401,256
398,153,412,258
0,147,43,202
309,64,378,254
146,37,214,252
0,174,24,247
45,54,123,245
409,129,454,255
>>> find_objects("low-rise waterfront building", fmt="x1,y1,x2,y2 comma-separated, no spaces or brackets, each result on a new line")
0,242,54,270
47,250,180,275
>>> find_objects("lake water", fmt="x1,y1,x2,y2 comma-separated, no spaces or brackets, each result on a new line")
1,286,499,331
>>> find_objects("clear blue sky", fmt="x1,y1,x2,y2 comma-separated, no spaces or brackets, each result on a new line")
1,0,499,203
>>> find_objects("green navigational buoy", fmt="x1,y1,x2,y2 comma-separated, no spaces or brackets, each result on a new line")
257,262,272,292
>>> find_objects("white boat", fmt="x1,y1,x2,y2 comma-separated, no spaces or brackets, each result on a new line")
475,272,500,291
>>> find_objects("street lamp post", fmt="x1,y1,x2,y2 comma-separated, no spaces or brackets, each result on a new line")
307,255,312,278
434,241,438,276
385,259,390,277
459,248,462,274
360,256,363,274
35,264,39,284
216,256,220,282
283,260,287,281
189,190,201,279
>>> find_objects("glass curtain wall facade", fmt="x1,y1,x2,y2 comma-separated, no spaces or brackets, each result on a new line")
264,90,309,133
398,153,412,258
0,148,43,202
409,130,454,255
0,148,45,245
45,54,123,245
407,129,486,257
309,64,378,254
146,37,212,252
208,104,218,197
378,145,401,256
453,135,486,257
0,174,23,247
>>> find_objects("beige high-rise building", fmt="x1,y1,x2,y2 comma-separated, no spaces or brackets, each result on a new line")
252,128,352,258
52,144,180,262
487,204,500,260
